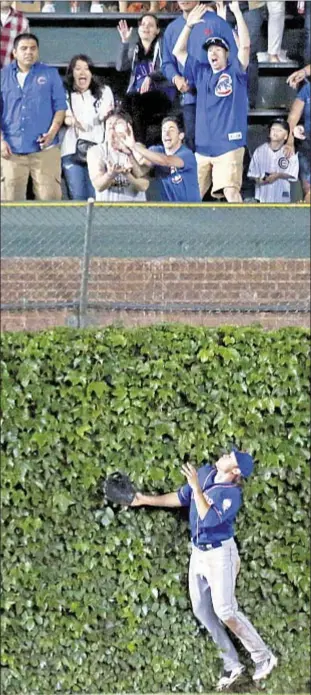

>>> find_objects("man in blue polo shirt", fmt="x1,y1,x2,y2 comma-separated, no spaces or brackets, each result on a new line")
162,0,237,151
0,33,66,201
130,447,277,690
173,1,250,203
119,115,201,202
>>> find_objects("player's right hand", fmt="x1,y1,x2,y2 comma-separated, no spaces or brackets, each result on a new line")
130,492,144,507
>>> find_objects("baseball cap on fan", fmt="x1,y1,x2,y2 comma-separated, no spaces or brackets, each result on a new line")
231,446,254,478
202,36,230,51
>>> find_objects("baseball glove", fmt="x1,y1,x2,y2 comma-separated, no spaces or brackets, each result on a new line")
104,472,136,506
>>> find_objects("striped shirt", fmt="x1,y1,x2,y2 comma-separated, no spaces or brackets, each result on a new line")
248,143,299,203
0,8,29,68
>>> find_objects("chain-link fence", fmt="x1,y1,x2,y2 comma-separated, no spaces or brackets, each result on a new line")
1,201,310,331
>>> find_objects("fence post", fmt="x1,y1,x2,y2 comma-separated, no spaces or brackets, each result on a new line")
79,197,95,329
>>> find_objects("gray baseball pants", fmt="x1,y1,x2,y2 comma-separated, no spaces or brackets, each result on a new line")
189,538,270,671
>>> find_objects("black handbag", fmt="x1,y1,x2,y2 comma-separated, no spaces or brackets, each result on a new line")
67,92,98,165
74,138,97,165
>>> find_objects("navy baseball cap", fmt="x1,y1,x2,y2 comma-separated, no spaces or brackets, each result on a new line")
231,446,254,478
203,36,230,52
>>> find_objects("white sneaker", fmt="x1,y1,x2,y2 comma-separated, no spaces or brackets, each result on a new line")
253,653,278,681
41,2,55,11
90,2,104,11
216,664,245,691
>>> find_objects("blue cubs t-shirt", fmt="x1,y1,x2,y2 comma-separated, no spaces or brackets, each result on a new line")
297,82,310,136
149,144,201,202
184,56,248,157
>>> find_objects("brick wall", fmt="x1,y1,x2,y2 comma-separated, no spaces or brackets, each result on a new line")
1,257,310,332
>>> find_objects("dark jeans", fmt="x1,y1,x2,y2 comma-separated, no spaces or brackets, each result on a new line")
62,154,95,201
228,5,266,109
182,103,196,152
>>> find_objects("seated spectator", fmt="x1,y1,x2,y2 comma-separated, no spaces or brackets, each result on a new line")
61,54,114,200
247,119,299,203
162,1,237,152
286,77,310,204
0,0,29,67
173,2,250,203
87,109,149,201
0,33,66,201
120,115,201,201
116,13,176,145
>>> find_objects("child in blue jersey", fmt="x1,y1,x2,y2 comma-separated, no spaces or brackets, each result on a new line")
173,1,250,203
130,446,278,691
117,115,201,202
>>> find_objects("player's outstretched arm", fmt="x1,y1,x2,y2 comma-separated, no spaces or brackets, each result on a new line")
131,491,182,508
173,3,206,67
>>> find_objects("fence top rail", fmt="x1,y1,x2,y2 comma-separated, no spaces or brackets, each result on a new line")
0,202,308,209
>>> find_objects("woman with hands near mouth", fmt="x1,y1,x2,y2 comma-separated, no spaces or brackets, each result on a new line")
87,109,149,202
61,54,115,200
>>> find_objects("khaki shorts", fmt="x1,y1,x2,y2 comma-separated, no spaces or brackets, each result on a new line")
1,146,62,202
195,147,245,199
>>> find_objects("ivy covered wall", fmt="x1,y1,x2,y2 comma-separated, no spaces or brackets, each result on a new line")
2,325,310,693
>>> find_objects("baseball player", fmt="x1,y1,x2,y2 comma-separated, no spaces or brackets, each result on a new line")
131,447,277,691
248,118,299,203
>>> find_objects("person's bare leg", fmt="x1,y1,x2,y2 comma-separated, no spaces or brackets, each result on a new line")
223,187,243,203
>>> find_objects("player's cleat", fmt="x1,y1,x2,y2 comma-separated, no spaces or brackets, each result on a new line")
216,664,245,691
253,653,278,681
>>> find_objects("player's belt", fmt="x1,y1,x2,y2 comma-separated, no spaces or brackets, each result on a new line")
195,541,223,551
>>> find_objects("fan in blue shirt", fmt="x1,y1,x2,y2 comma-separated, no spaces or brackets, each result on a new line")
118,115,201,202
129,446,278,690
173,2,250,203
0,32,66,201
287,80,311,204
162,1,237,151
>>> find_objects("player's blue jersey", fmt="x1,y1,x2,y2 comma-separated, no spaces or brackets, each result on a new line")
184,56,248,157
178,464,242,545
149,144,201,202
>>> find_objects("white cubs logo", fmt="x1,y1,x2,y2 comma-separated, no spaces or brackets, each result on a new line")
37,76,47,85
170,167,183,184
215,73,232,97
222,499,232,512
278,157,289,170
